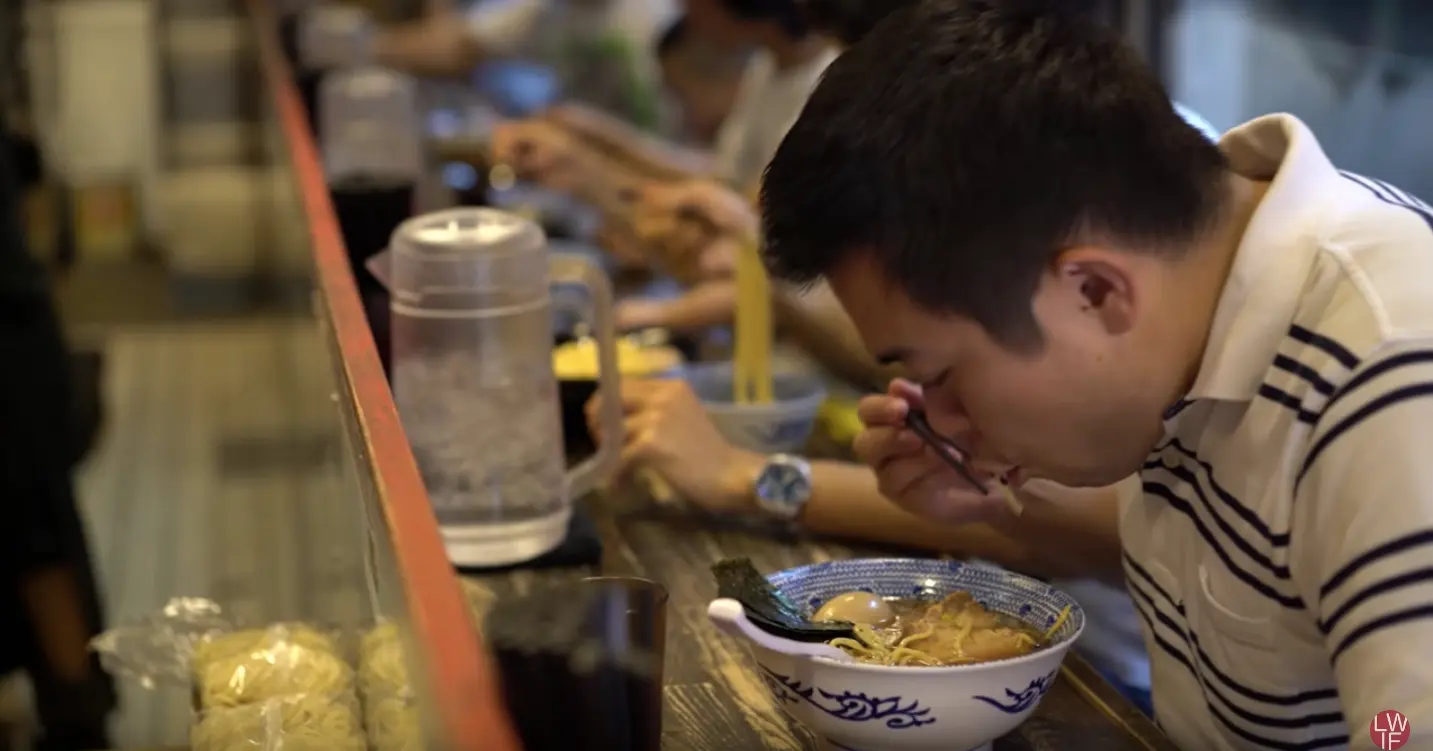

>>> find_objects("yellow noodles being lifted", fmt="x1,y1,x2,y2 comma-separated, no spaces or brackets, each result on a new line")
733,237,774,404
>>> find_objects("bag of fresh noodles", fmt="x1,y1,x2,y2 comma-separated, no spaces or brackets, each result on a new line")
90,598,357,708
191,623,355,709
190,692,366,751
89,597,235,687
358,622,409,698
358,580,495,699
364,687,425,751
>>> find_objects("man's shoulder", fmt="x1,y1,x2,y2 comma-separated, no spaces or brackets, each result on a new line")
1292,173,1433,365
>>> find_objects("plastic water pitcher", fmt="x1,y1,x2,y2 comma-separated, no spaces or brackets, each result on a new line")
381,208,624,567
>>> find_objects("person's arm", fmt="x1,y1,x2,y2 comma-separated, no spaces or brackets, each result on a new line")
371,17,479,76
372,0,545,76
547,103,714,182
718,453,1116,581
21,566,97,682
607,378,1123,581
618,280,735,332
1289,339,1433,742
773,281,886,389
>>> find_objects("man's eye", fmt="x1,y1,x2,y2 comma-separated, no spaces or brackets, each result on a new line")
920,369,951,390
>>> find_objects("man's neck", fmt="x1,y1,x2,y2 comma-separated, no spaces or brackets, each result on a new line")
1170,173,1272,403
761,32,829,71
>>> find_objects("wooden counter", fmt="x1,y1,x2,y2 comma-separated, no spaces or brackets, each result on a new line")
467,486,1177,751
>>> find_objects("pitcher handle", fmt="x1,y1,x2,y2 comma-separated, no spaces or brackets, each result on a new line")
550,252,623,499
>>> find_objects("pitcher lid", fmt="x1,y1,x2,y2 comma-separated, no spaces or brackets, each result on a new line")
391,207,545,258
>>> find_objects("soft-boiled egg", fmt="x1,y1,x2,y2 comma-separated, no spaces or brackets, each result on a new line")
813,591,894,627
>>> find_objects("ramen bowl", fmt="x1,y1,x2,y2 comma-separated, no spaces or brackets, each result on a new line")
685,362,826,453
728,558,1085,751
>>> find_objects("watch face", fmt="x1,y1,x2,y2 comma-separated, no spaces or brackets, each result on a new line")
757,461,811,507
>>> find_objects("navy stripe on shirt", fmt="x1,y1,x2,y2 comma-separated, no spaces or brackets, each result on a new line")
1125,556,1340,707
1299,381,1433,486
1255,326,1361,425
1123,556,1346,748
1140,479,1302,607
1271,353,1337,396
1256,384,1319,424
1340,171,1433,232
1149,438,1291,546
1316,529,1433,662
1287,324,1360,370
1140,457,1291,576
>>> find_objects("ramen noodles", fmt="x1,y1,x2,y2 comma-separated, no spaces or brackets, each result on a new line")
815,591,1070,667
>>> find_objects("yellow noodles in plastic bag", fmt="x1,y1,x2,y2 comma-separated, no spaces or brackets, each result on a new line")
366,689,424,751
461,578,497,625
192,623,354,709
190,692,365,751
359,623,408,697
358,579,496,698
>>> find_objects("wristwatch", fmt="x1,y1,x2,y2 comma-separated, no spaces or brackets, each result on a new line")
753,454,814,520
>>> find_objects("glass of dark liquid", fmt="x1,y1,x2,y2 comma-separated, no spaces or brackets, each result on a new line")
319,67,422,373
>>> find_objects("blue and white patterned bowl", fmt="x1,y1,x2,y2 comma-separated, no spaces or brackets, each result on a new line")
734,558,1085,751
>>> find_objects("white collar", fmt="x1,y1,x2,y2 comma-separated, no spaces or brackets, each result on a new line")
1186,114,1343,403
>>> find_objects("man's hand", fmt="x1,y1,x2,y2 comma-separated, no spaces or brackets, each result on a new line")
854,378,1015,525
585,379,762,512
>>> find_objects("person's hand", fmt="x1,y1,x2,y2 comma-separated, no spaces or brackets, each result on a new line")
595,220,648,269
853,379,1012,525
614,297,668,331
637,179,759,241
585,379,763,513
489,119,587,190
632,180,753,283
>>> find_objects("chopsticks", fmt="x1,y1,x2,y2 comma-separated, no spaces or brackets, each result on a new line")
882,400,1024,515
903,408,991,494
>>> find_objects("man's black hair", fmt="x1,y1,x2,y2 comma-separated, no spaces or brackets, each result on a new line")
760,0,1229,349
798,0,919,44
656,16,688,57
719,0,811,38
798,0,1111,45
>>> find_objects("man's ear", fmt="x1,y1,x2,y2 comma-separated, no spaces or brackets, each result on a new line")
1053,247,1136,336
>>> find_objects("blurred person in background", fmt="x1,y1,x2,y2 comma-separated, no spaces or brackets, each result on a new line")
583,0,1233,716
0,131,116,751
653,15,747,146
590,13,749,269
374,0,679,131
490,0,836,330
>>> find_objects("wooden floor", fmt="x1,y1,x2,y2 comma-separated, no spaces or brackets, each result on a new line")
75,318,371,747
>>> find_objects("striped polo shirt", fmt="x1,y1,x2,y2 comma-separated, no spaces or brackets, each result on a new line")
1120,114,1433,750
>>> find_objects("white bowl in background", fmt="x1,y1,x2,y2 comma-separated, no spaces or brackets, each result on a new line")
684,361,826,453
